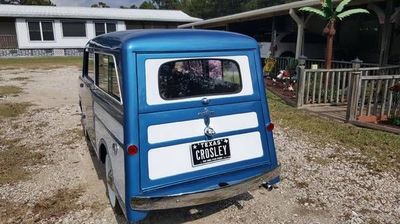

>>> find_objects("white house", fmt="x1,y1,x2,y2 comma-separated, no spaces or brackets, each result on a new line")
0,5,201,57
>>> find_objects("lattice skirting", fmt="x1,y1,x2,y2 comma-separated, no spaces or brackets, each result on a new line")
0,48,84,57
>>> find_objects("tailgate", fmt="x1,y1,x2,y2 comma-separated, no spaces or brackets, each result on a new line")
139,101,272,190
136,51,273,191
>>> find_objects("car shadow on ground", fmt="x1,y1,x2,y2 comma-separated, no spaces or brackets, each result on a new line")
85,137,254,224
139,193,254,224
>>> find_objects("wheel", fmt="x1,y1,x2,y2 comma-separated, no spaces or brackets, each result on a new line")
82,125,89,140
105,154,117,208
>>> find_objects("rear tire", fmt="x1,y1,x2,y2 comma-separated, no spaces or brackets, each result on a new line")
105,154,117,208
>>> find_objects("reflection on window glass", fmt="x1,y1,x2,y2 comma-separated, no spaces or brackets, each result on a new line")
41,22,54,41
126,22,143,29
96,54,121,101
28,22,41,41
87,53,95,81
106,23,116,33
95,23,105,36
159,59,241,100
62,21,86,37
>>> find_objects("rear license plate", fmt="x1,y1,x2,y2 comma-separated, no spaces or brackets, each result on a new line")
191,138,231,166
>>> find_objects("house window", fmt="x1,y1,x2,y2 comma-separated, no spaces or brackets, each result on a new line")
126,21,143,30
143,22,168,29
27,22,41,41
106,23,116,33
28,21,54,41
95,23,105,36
62,21,86,37
126,21,177,30
41,22,54,41
96,53,121,101
95,22,117,36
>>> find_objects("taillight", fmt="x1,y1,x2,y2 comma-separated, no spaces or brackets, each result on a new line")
127,145,139,155
266,123,274,132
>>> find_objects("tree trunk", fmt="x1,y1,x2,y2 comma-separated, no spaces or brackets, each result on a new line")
324,19,336,69
326,34,334,69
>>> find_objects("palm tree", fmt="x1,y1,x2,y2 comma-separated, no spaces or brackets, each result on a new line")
300,0,369,69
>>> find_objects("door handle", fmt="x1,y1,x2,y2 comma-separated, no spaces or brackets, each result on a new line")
80,83,84,88
112,143,119,155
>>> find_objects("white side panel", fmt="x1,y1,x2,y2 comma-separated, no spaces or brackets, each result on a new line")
148,112,258,144
148,132,264,180
94,102,124,143
15,19,126,49
94,102,125,203
145,56,254,105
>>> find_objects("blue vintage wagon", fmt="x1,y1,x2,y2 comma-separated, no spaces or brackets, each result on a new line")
79,29,280,222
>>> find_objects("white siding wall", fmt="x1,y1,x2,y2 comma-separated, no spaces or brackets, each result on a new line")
15,18,126,49
116,21,126,31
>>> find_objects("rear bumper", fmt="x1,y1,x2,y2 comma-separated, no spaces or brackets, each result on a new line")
131,165,280,211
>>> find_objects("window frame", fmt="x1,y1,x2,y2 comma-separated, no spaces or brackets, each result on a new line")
93,52,123,105
144,55,254,106
26,20,55,42
83,48,95,82
61,20,87,38
158,58,243,101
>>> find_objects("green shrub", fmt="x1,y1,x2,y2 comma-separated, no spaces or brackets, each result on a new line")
389,117,400,126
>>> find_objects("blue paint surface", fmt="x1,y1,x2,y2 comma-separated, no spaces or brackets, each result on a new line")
89,29,258,52
87,29,279,222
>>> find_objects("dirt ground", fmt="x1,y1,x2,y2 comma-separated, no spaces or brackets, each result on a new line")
0,67,399,224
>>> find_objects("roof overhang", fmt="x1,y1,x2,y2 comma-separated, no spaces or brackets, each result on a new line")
0,5,202,23
179,0,381,28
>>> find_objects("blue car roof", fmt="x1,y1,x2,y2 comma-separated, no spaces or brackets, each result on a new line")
88,29,258,52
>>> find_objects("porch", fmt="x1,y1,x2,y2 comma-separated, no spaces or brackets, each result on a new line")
266,57,400,134
0,17,18,49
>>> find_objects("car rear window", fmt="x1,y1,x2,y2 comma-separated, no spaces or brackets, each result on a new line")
158,59,242,100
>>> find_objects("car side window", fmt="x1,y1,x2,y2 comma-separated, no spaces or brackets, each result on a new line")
95,53,121,102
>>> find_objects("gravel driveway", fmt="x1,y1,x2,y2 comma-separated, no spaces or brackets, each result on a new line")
0,67,398,224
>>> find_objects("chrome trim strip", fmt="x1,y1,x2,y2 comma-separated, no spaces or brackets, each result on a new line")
131,166,280,211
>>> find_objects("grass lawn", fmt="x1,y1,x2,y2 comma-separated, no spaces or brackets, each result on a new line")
267,91,400,173
0,56,82,70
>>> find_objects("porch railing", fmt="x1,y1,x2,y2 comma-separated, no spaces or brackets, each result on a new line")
359,65,400,76
297,68,353,107
274,57,378,71
304,58,377,69
296,65,400,108
347,73,400,122
0,35,18,49
268,59,400,133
